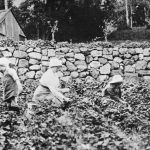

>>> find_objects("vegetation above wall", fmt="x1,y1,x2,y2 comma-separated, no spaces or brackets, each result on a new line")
2,39,150,48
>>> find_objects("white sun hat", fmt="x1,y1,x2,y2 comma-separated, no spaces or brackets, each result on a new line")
109,75,123,84
0,57,11,68
49,57,62,67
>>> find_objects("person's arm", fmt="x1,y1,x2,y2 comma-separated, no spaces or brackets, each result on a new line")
40,69,70,102
8,68,19,81
57,88,70,93
48,85,70,102
115,87,126,103
111,95,127,104
102,83,110,97
16,80,23,95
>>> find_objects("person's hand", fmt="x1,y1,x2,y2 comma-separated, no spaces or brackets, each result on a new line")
118,98,127,104
61,88,70,93
64,97,70,102
65,88,70,92
62,98,71,110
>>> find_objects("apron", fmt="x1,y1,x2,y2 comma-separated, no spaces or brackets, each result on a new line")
3,73,18,102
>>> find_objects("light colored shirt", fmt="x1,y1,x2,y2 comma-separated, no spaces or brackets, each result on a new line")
5,68,19,81
37,68,67,102
40,69,60,89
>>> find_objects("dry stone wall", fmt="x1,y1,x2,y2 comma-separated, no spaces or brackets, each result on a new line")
1,41,150,83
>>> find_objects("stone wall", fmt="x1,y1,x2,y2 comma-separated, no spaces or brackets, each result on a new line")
1,40,150,83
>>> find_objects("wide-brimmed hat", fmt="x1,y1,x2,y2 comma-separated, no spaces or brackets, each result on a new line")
109,75,123,84
49,57,62,67
0,57,11,68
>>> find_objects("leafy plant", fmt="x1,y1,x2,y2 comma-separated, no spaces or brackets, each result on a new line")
103,19,117,42
0,77,150,149
47,20,59,43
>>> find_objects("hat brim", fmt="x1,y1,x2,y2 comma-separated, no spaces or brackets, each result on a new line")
110,81,123,84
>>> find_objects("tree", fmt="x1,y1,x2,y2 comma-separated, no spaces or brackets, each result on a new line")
115,0,150,28
13,0,76,40
39,0,106,41
13,0,50,40
64,0,105,41
48,20,58,43
125,0,130,27
12,0,123,41
103,19,117,42
132,0,150,27
0,0,14,10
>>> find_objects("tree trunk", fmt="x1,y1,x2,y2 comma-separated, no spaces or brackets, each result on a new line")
104,34,108,42
130,4,133,28
51,31,55,42
45,0,55,17
36,23,40,40
125,0,130,27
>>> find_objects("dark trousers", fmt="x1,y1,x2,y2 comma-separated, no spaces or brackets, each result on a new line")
4,96,15,107
4,96,20,114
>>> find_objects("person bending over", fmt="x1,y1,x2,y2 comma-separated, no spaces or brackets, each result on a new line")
102,75,126,103
0,57,22,112
32,57,70,108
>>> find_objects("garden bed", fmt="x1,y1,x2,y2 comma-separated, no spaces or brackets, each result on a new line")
0,77,150,149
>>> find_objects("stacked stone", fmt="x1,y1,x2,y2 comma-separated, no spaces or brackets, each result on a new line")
0,41,150,82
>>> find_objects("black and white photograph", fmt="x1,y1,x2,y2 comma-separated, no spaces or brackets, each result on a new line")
0,0,150,149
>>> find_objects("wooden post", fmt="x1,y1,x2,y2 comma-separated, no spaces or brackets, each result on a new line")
4,0,8,10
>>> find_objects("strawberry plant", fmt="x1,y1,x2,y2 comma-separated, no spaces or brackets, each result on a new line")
0,77,150,149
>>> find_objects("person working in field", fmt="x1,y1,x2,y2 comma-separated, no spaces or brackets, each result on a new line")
32,57,70,108
102,75,126,103
0,57,23,112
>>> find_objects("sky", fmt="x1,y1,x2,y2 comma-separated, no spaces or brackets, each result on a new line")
13,0,25,7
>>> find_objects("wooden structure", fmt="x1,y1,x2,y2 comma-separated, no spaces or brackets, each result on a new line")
0,9,26,41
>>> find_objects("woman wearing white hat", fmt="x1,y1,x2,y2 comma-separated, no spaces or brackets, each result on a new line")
102,75,126,103
0,57,22,112
32,57,70,109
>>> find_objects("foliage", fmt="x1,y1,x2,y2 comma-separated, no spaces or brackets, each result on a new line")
12,0,50,40
0,39,18,47
92,40,150,48
5,0,150,41
0,0,13,9
11,0,124,42
48,20,59,43
1,76,150,149
2,39,150,49
103,19,117,42
118,41,150,48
